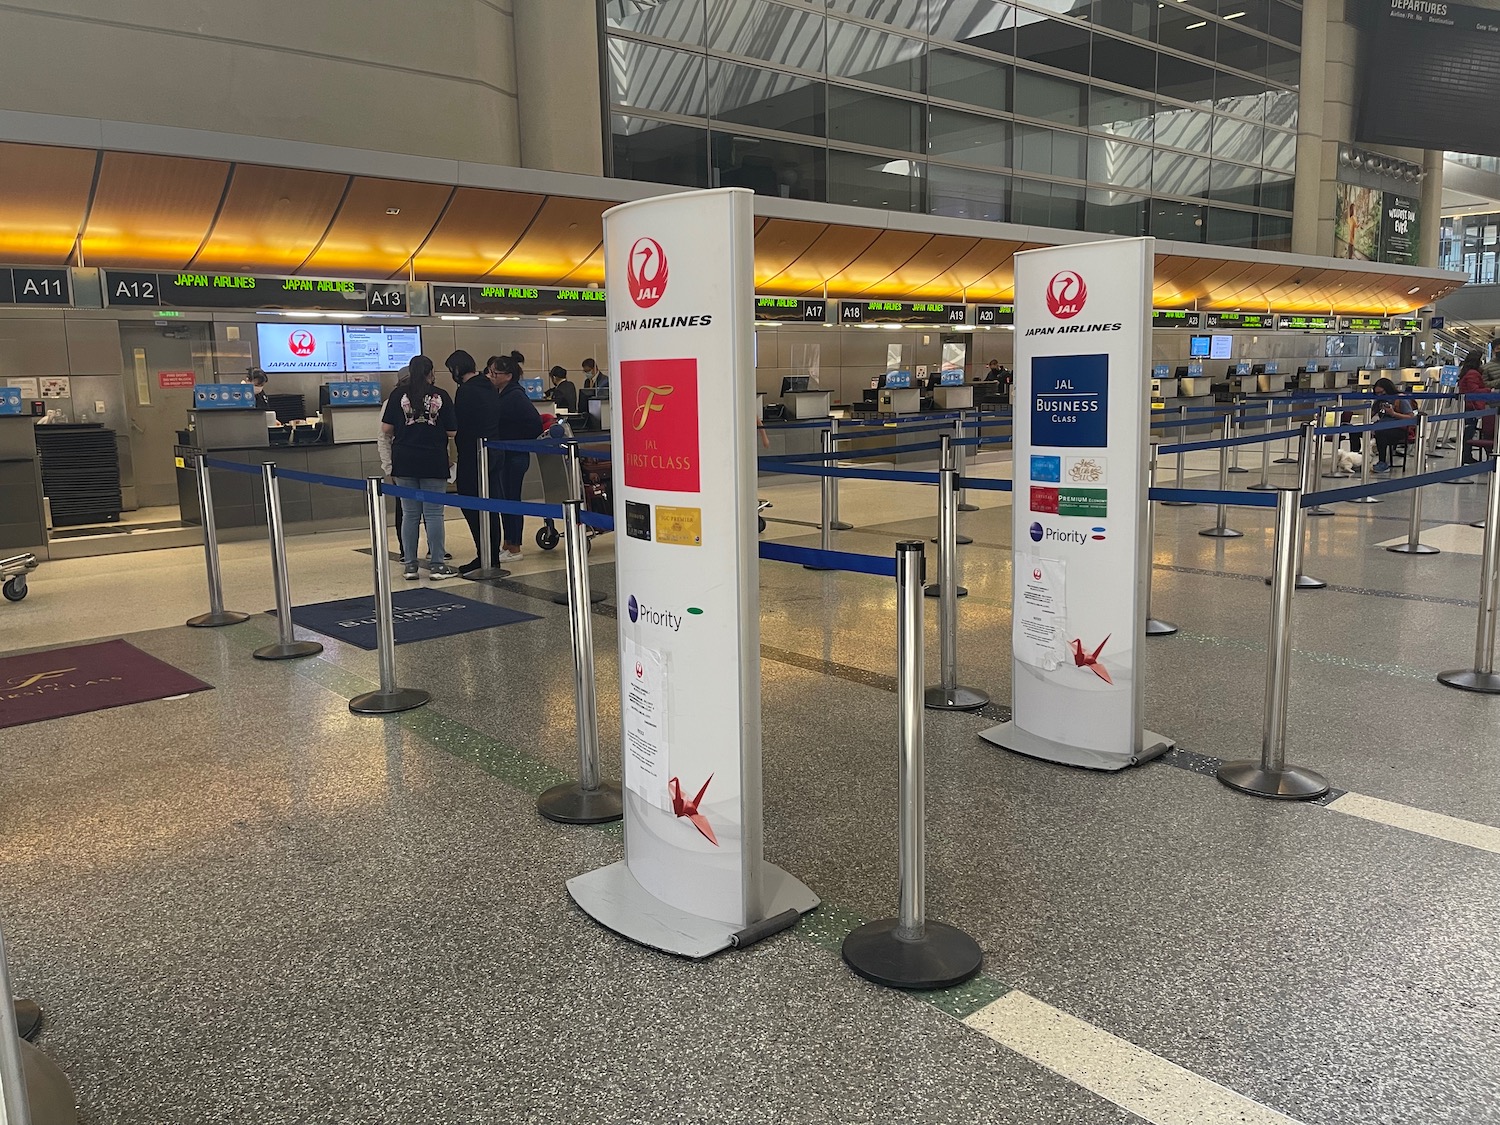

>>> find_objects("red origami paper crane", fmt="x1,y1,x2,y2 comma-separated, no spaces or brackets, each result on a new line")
1070,635,1113,684
669,774,719,846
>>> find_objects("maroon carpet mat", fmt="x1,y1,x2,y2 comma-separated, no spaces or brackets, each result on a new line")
0,639,211,730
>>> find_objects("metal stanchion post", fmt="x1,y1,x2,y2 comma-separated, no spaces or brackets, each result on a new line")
1219,488,1330,800
842,540,983,990
1274,407,1298,464
1247,405,1277,492
551,445,606,606
804,429,839,572
1304,417,1334,517
925,448,989,711
1146,445,1178,636
1387,414,1440,555
1439,465,1500,693
1267,425,1327,589
956,413,978,512
828,419,853,529
467,439,510,581
1348,409,1382,505
1199,436,1243,539
538,495,625,822
253,463,322,660
925,435,968,599
349,477,431,715
186,453,249,628
1228,402,1248,473
1162,406,1196,506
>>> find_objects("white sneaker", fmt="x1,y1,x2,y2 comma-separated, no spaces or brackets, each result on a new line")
403,563,420,581
497,549,523,562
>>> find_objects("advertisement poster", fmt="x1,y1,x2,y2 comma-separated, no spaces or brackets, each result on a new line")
1335,183,1420,265
40,377,69,399
255,322,345,373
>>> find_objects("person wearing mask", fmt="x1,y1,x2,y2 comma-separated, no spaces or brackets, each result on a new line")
447,349,504,574
381,355,460,581
582,357,609,393
983,359,1002,382
243,370,271,410
1371,376,1417,474
1458,349,1489,466
547,365,579,413
490,354,544,560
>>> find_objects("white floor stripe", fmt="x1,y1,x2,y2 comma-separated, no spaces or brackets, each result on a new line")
1326,792,1500,855
964,991,1306,1125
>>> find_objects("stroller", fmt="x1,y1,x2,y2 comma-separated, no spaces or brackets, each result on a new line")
534,423,613,552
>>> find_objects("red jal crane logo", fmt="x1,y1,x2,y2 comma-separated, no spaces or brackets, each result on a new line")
288,330,317,357
1045,271,1087,319
626,237,668,308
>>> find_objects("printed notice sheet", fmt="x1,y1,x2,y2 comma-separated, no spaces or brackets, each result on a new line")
1016,555,1067,670
622,638,670,808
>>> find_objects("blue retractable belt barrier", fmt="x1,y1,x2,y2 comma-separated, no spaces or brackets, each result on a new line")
957,476,1012,492
579,511,615,531
758,540,898,577
1314,460,1496,506
760,438,944,463
202,457,262,476
759,462,940,485
268,467,367,491
383,483,563,520
1157,426,1302,456
1149,486,1278,507
1314,416,1418,438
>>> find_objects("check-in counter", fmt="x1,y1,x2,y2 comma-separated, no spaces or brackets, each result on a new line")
175,439,383,538
1155,377,1179,399
1257,371,1287,394
1177,375,1213,400
783,390,833,420
878,387,921,415
191,408,268,451
589,398,612,431
0,415,45,553
932,384,974,411
326,404,383,444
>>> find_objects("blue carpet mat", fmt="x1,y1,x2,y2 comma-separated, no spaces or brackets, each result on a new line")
286,588,541,650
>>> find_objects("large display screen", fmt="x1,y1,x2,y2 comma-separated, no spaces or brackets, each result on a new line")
344,325,422,372
1210,335,1233,360
1359,2,1500,157
256,322,346,373
1189,335,1211,358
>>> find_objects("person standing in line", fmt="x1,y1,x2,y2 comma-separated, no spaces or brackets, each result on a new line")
447,349,503,574
381,355,460,581
581,357,608,393
547,365,579,413
1458,349,1489,466
490,354,544,560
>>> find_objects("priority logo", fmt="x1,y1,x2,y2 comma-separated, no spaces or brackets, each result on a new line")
1029,522,1044,543
1045,271,1087,319
1091,526,1107,541
627,237,668,309
627,595,639,623
288,330,316,356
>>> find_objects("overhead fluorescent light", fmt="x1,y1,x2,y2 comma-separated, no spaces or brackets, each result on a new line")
545,316,568,322
441,314,480,321
1186,20,1206,28
1224,10,1245,18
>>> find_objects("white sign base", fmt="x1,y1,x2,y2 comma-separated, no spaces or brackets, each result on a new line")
568,861,819,960
980,721,1173,772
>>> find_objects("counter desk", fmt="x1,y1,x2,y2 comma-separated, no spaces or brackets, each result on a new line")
0,415,45,553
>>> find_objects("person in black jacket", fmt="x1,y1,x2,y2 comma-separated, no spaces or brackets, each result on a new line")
489,353,544,559
547,365,579,413
447,349,503,574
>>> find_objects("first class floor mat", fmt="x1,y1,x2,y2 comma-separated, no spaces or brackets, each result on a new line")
283,588,541,650
0,638,211,730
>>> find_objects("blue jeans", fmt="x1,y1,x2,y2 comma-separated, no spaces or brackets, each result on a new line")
396,477,447,567
499,453,530,548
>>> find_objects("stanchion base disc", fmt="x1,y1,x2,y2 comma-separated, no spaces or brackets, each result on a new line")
1160,501,1197,507
842,918,983,991
1198,527,1244,538
1273,457,1299,464
552,589,608,606
253,639,323,661
349,687,431,715
1246,483,1280,491
1146,619,1179,636
956,503,979,512
1217,759,1329,801
929,535,975,545
830,520,855,530
1306,507,1335,517
465,566,510,582
1387,544,1441,555
186,610,249,628
1264,574,1328,589
15,997,42,1041
1472,520,1487,529
1228,467,1249,474
20,1039,78,1125
1437,669,1500,694
923,584,969,598
923,685,990,711
537,781,624,824
1349,497,1383,504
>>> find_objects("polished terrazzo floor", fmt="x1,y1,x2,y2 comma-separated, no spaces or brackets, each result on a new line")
2,449,1499,1124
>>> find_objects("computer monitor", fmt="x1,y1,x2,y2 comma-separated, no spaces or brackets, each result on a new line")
1173,365,1190,379
1252,364,1267,375
1189,335,1212,358
780,376,810,396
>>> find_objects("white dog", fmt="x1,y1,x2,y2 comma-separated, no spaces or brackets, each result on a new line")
1335,449,1363,473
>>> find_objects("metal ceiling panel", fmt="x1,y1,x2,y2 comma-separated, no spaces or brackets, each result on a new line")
191,164,350,272
943,240,1025,298
412,187,545,281
753,219,828,287
82,152,230,267
487,195,608,284
300,176,453,278
877,234,983,297
0,142,95,263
